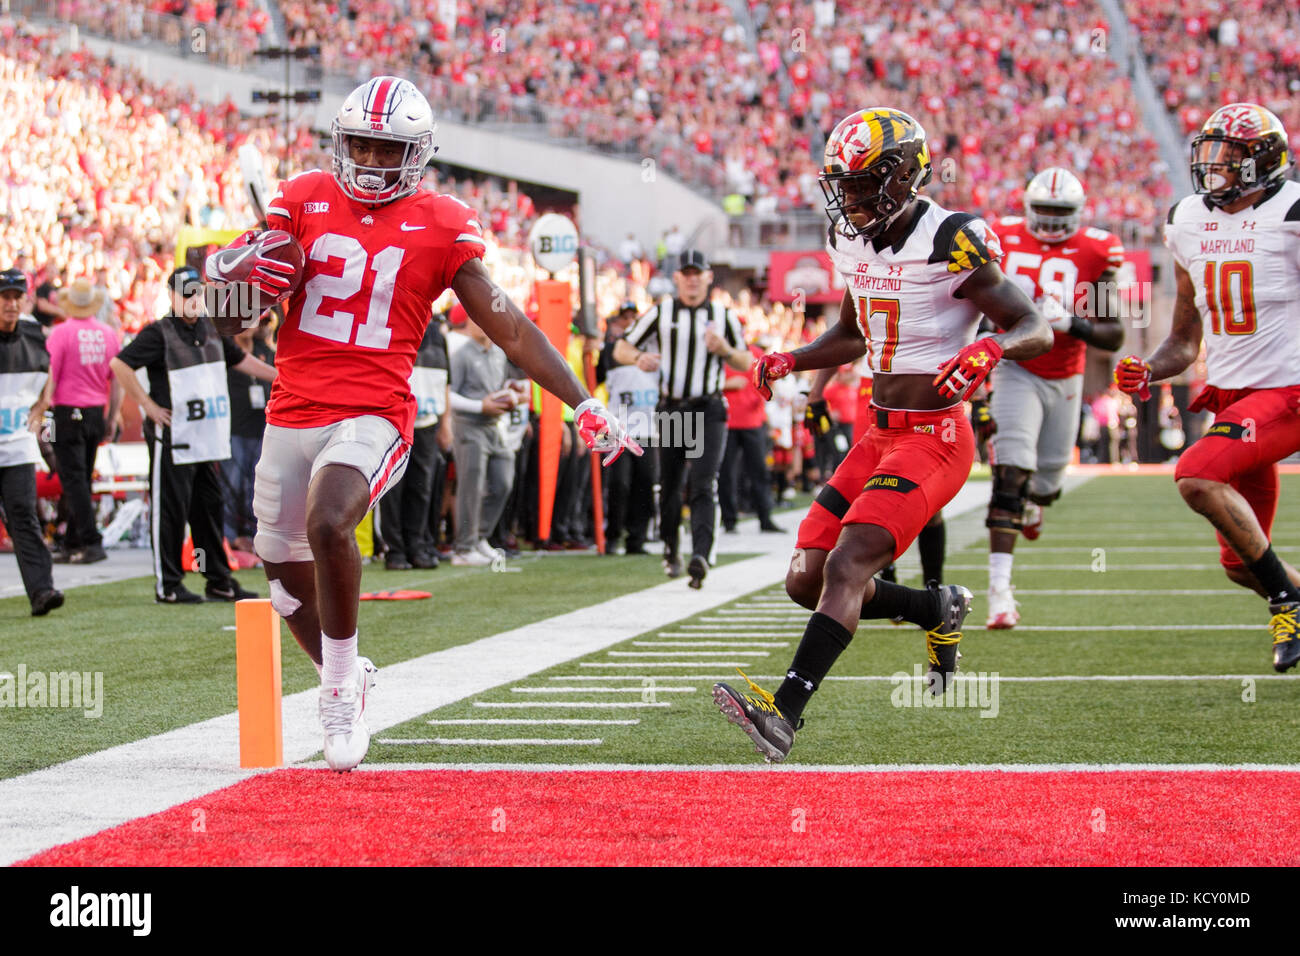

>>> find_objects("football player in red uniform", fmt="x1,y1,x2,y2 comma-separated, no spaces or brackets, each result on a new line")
712,108,1052,762
205,77,636,771
1117,104,1300,672
984,168,1126,628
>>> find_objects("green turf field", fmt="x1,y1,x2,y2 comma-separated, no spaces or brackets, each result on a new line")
369,475,1300,766
4,476,1299,778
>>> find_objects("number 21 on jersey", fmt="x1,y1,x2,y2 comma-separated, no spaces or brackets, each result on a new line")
857,296,900,372
298,233,406,349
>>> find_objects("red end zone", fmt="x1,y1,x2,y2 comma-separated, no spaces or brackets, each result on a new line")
19,769,1300,866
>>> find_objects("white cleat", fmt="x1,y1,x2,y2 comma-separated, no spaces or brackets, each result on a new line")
320,657,377,772
1021,501,1043,540
986,586,1020,630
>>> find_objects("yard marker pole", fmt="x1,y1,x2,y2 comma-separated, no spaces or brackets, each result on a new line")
235,599,283,767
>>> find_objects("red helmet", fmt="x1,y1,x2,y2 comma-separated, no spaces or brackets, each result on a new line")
820,108,932,240
1190,103,1292,207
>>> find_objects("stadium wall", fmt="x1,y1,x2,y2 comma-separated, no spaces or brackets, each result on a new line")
71,30,726,256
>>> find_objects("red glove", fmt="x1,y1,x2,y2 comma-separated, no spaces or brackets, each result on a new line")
574,398,643,466
204,230,297,297
934,338,1003,401
753,351,795,400
1115,355,1152,401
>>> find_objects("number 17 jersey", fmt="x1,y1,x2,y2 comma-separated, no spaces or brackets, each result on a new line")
825,199,1003,376
265,169,486,440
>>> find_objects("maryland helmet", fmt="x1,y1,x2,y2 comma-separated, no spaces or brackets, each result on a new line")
820,108,932,241
1023,167,1086,242
1190,103,1292,208
331,76,437,205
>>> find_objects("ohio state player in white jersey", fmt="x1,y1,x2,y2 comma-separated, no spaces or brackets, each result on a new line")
711,108,1051,763
205,76,636,771
1116,103,1300,672
983,168,1126,629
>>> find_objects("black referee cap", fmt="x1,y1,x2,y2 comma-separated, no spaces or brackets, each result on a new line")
676,249,710,273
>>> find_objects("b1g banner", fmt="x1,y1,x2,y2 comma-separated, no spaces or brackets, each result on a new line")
767,251,846,305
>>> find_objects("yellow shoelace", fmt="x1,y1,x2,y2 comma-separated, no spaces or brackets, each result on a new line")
1270,607,1299,646
736,668,780,714
924,629,963,667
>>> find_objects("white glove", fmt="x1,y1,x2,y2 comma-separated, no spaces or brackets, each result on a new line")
1038,291,1074,333
574,398,643,466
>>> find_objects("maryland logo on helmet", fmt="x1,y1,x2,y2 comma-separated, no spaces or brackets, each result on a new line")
820,108,933,241
1191,103,1293,207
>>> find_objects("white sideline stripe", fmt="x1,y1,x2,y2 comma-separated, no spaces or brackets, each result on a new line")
665,628,801,634
428,719,639,726
994,546,1232,554
376,738,603,747
510,686,695,694
606,650,769,657
943,564,1231,571
473,701,671,709
1010,589,1246,596
550,673,1299,683
580,662,764,668
338,762,1300,773
633,641,790,648
0,549,789,866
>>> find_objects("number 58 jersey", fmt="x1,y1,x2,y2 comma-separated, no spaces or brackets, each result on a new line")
825,199,1003,375
1164,180,1300,390
265,169,486,440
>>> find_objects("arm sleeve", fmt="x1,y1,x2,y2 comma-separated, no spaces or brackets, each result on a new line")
114,323,163,371
222,335,247,367
449,391,481,413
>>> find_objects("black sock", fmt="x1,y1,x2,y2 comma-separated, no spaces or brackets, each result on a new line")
861,578,942,629
920,520,945,585
774,612,853,722
880,563,897,583
1248,547,1294,604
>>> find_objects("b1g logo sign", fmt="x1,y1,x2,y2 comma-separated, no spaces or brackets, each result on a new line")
185,396,230,422
528,213,579,274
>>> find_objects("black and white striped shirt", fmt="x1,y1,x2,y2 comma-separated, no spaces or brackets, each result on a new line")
623,297,745,401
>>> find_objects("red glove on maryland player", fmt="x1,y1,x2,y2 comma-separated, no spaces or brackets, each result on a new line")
203,230,298,297
934,338,1003,401
1114,355,1152,401
753,352,795,400
574,398,643,466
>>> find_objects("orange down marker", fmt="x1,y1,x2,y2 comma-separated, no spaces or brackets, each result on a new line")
235,599,283,767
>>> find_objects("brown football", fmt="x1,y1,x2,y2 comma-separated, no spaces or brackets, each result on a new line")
208,230,306,334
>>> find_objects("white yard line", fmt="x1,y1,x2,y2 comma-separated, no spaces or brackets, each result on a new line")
472,701,671,709
375,738,603,747
509,686,696,694
427,719,639,726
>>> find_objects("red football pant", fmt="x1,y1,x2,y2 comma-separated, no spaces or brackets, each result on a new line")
797,406,974,561
1174,385,1300,571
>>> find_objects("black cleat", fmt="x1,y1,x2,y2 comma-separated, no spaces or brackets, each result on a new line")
205,580,259,602
1269,600,1300,672
925,583,973,694
31,589,65,616
157,585,204,605
385,553,413,570
687,554,708,589
663,552,683,578
712,671,799,763
410,551,439,569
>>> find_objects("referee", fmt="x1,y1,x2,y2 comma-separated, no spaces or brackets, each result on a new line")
613,250,751,588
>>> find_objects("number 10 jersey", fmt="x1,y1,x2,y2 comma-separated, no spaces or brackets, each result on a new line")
265,169,486,440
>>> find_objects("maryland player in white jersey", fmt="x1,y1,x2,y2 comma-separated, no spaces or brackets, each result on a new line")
984,168,1126,628
204,76,637,770
712,108,1052,762
1116,103,1300,672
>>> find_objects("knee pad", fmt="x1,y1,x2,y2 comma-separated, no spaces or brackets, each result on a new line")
254,528,313,564
986,466,1031,531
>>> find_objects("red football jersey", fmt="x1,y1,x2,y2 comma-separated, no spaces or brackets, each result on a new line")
264,170,486,439
995,216,1124,379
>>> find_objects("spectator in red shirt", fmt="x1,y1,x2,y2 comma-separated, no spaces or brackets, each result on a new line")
720,342,783,534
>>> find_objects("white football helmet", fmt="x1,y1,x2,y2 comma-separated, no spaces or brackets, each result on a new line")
1023,167,1085,243
331,76,436,205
